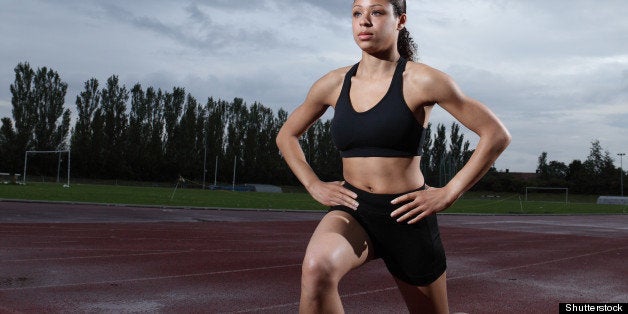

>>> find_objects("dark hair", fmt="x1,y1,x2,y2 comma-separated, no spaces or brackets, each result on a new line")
389,0,418,61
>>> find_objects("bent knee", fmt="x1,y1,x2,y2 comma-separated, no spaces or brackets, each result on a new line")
301,254,342,287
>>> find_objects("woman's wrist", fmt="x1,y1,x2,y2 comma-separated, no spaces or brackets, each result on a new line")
302,177,322,191
441,182,465,205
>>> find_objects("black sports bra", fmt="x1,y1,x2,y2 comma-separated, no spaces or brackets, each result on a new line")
331,58,426,158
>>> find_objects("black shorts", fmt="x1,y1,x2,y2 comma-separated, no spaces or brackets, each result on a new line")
329,182,447,286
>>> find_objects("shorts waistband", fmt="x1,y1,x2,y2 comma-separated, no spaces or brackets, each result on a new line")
343,181,426,200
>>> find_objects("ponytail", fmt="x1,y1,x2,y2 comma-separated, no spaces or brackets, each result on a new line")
390,0,418,61
398,28,418,61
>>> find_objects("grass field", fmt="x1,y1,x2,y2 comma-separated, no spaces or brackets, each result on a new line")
0,182,626,214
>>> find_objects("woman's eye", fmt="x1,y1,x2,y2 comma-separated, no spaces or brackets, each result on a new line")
372,11,383,16
353,11,362,18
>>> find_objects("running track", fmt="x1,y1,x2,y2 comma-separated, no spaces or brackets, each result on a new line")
0,201,626,313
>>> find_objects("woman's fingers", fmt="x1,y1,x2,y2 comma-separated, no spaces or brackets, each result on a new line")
312,181,359,209
332,181,358,209
330,192,359,209
390,190,437,224
338,188,359,209
390,192,418,218
391,203,423,223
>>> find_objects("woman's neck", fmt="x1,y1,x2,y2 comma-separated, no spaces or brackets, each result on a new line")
358,51,401,76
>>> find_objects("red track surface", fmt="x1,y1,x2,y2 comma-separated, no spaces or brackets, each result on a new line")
0,201,626,313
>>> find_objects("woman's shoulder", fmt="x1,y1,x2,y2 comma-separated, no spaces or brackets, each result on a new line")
308,65,354,94
404,60,460,97
304,65,354,105
404,61,453,86
402,60,464,105
317,65,354,86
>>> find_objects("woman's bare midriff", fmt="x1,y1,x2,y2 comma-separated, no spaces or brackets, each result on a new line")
342,156,424,194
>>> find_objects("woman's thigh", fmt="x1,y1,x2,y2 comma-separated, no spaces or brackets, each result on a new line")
302,210,375,277
394,272,449,314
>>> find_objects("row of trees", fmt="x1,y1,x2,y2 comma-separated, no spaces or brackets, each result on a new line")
472,140,626,196
0,62,475,187
1,62,625,195
1,63,289,184
533,140,625,195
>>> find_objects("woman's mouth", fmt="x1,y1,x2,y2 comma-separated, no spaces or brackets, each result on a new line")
358,32,374,40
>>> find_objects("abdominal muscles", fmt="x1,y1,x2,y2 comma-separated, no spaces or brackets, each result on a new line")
342,156,424,194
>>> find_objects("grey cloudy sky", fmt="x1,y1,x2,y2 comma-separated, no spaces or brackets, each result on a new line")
1,0,627,172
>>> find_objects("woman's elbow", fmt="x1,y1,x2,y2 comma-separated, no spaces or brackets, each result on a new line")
495,127,512,152
275,127,294,152
480,124,511,153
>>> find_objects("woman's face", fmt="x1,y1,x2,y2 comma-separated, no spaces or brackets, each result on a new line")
352,0,403,55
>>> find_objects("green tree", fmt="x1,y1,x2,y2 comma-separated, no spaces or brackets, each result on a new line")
314,120,342,182
0,118,17,180
547,161,569,181
70,78,101,178
163,87,185,177
90,109,106,178
100,75,129,179
242,102,263,182
585,140,604,175
6,62,36,175
127,83,150,179
242,102,277,183
461,141,473,168
223,98,248,184
145,87,166,180
125,84,169,181
164,87,185,147
32,66,70,151
430,123,447,186
567,159,588,194
301,120,317,166
204,98,227,184
420,123,432,174
535,151,569,187
537,152,549,179
584,140,616,194
174,94,205,179
449,122,464,171
304,120,324,180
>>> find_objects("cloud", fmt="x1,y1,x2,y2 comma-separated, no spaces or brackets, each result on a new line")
95,2,283,53
1,0,627,172
299,0,349,18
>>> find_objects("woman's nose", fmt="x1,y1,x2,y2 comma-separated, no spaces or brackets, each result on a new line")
359,15,372,27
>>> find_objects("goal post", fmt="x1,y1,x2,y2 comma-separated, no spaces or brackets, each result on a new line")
23,150,71,187
525,187,568,203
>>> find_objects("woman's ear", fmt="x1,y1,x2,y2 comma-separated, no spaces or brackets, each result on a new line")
397,13,407,30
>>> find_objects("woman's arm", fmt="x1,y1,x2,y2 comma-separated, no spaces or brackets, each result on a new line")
276,71,359,209
431,69,511,199
392,66,511,223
